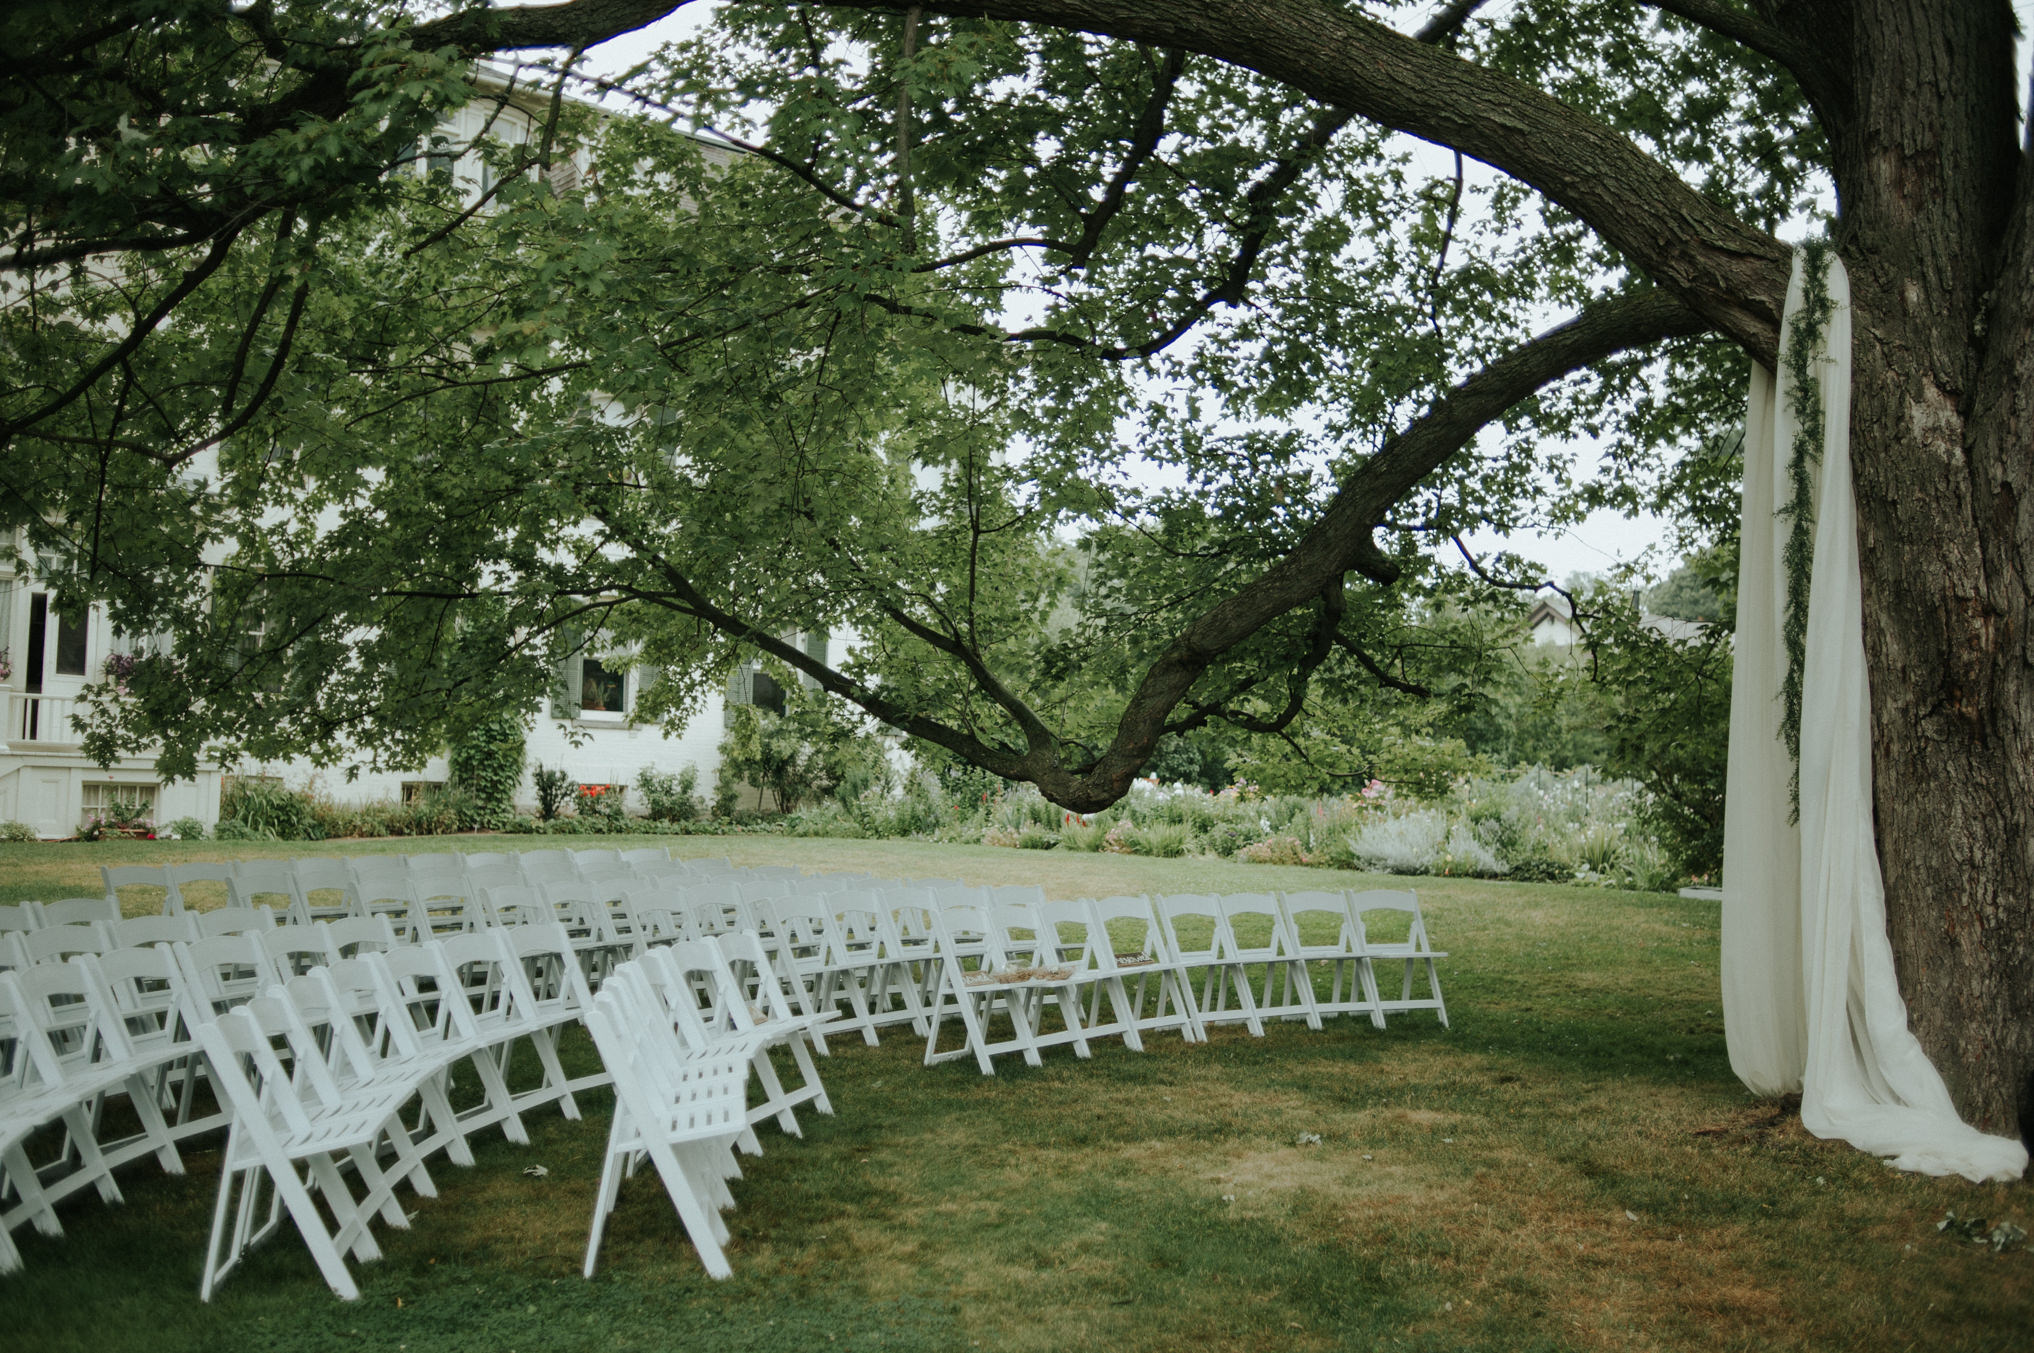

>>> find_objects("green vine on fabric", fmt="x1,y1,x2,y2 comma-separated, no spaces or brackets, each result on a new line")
1778,238,1835,819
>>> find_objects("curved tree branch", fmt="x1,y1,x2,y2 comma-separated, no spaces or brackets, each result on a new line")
800,0,1791,364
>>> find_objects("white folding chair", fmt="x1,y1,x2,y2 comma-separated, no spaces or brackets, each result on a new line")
372,941,532,1155
321,914,402,960
165,862,236,915
172,933,278,1018
347,860,417,942
101,866,173,917
922,899,1104,1074
309,955,478,1168
17,925,113,966
1086,895,1205,1043
260,921,337,979
287,857,357,926
3,959,186,1236
37,897,120,929
494,922,607,1116
101,913,200,949
0,904,38,934
81,945,224,1141
194,995,426,1301
1152,894,1264,1037
581,976,751,1282
192,907,278,939
406,867,482,941
707,932,835,1136
1280,890,1386,1026
1216,892,1320,1030
1351,889,1449,1026
517,851,580,887
227,859,305,923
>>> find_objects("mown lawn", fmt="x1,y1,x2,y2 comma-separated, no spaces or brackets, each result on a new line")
2,835,2026,1352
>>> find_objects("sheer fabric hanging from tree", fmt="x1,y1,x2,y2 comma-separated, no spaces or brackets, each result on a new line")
1721,253,2026,1183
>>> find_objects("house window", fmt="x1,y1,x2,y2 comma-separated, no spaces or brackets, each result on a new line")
401,780,445,805
750,669,786,716
53,608,87,676
81,782,158,821
580,656,626,714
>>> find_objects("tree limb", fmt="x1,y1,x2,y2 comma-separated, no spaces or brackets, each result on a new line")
796,0,1791,363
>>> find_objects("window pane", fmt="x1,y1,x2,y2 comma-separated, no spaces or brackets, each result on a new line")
26,593,47,692
54,609,86,676
580,657,625,713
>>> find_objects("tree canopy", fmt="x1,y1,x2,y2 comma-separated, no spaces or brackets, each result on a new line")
0,0,1777,799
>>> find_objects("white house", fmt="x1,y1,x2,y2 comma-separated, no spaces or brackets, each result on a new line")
0,79,801,837
0,545,225,837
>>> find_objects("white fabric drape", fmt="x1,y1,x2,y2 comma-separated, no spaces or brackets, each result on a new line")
1720,251,2027,1184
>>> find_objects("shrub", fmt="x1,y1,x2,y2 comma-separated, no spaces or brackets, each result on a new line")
579,782,631,825
161,816,208,841
531,763,575,821
1347,810,1449,874
1128,820,1192,858
1016,823,1060,850
219,777,321,840
788,802,866,838
1238,834,1310,866
638,765,703,822
1059,815,1110,851
711,770,743,820
448,714,526,829
401,786,474,836
981,824,1023,848
213,819,274,841
0,820,37,842
1432,822,1508,878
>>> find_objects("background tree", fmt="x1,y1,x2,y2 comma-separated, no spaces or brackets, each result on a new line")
2,1,2028,1138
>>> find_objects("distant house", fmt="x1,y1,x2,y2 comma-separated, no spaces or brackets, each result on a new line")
1525,591,1713,649
1526,594,1580,647
0,82,784,838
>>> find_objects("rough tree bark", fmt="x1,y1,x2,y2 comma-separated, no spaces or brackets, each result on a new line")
1820,1,2034,1141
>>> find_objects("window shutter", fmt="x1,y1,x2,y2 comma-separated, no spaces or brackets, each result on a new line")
551,626,583,719
546,155,582,196
723,661,754,726
630,663,657,716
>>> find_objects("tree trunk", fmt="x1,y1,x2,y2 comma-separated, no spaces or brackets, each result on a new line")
1837,0,2034,1142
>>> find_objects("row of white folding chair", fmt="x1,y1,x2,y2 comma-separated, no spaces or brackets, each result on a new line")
1254,888,1446,1027
637,880,1440,1051
582,948,777,1282
194,922,604,1299
0,907,280,974
99,849,684,926
1147,889,1446,1030
2,946,222,1274
0,897,120,933
102,862,240,917
921,897,1170,1074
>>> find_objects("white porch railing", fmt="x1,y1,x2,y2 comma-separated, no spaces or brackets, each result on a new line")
8,692,82,747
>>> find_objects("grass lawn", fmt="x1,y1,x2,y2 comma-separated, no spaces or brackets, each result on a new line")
2,835,2026,1351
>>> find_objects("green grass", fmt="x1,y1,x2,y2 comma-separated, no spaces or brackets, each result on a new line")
2,836,2027,1351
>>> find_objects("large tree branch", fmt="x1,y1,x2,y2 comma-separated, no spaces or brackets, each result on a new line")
798,0,1791,364
1033,286,1710,808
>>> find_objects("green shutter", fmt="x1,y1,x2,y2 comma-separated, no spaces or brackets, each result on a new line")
551,625,583,719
